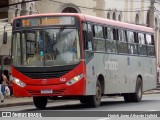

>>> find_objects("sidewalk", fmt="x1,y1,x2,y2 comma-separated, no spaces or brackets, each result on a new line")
0,90,160,108
0,97,33,108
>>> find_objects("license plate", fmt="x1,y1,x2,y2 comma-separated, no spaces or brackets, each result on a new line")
41,89,53,94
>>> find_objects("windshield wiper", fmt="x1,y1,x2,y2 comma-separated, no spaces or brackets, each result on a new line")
56,26,65,40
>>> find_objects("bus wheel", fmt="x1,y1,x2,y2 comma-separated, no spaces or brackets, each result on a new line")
123,93,131,102
79,97,89,104
89,80,101,107
132,77,143,102
33,97,48,109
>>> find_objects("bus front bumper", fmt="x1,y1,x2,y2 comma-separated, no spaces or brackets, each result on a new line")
12,79,85,97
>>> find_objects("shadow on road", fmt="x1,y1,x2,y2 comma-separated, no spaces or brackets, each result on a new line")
21,98,159,111
22,100,127,111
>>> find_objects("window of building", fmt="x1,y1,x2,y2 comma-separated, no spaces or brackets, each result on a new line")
113,12,116,20
135,14,140,25
118,15,121,21
62,7,78,13
107,13,110,19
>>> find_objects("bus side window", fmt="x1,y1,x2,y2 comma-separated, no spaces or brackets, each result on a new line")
113,28,118,40
83,23,94,62
93,25,104,38
134,32,138,43
127,31,138,55
117,29,128,54
106,27,113,40
146,34,155,56
93,25,105,52
83,23,93,51
105,27,117,53
138,33,147,56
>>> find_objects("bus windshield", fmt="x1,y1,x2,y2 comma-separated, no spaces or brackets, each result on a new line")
12,28,80,67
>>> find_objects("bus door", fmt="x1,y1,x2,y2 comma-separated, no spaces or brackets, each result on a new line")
83,23,95,95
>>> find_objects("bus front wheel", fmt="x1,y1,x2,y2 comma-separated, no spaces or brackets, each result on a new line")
33,96,48,109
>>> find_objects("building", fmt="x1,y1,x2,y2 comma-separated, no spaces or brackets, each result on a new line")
0,0,160,78
0,0,38,70
0,0,11,70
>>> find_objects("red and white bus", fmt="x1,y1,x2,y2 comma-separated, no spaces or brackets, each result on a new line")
10,13,156,109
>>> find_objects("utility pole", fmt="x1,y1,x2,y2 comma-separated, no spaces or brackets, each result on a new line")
149,0,155,28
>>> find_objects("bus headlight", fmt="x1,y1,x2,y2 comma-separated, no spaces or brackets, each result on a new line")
66,74,83,86
13,77,26,87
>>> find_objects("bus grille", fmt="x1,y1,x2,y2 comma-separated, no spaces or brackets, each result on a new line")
27,89,65,96
23,70,70,79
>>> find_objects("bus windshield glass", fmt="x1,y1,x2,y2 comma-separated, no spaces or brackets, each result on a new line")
12,28,80,66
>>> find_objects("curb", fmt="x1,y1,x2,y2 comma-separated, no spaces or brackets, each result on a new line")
0,99,59,108
0,99,67,108
0,101,33,108
143,91,160,95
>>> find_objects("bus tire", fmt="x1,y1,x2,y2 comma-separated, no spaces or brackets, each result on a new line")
79,97,89,104
33,96,48,109
123,93,131,102
89,80,101,107
131,77,143,102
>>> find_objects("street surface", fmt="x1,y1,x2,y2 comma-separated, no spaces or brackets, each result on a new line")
0,94,160,120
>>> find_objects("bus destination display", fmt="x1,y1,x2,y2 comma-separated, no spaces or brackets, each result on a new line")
15,16,75,27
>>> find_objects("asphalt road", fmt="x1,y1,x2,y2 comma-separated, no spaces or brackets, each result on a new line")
0,94,160,120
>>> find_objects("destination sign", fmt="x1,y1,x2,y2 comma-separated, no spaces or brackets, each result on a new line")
41,18,60,25
15,16,75,27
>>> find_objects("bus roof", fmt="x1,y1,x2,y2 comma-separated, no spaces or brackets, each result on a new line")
14,13,153,33
83,14,153,33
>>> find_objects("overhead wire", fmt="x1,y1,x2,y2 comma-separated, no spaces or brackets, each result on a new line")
46,0,150,13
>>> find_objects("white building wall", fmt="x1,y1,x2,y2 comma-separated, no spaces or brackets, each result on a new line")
36,0,96,16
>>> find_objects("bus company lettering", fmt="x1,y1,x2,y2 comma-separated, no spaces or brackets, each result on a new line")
105,59,118,71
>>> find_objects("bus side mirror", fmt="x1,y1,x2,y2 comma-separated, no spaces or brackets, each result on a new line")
3,31,7,44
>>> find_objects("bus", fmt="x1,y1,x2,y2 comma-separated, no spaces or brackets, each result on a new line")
9,13,156,109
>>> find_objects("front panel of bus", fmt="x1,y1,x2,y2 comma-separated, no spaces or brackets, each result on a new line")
11,15,86,97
